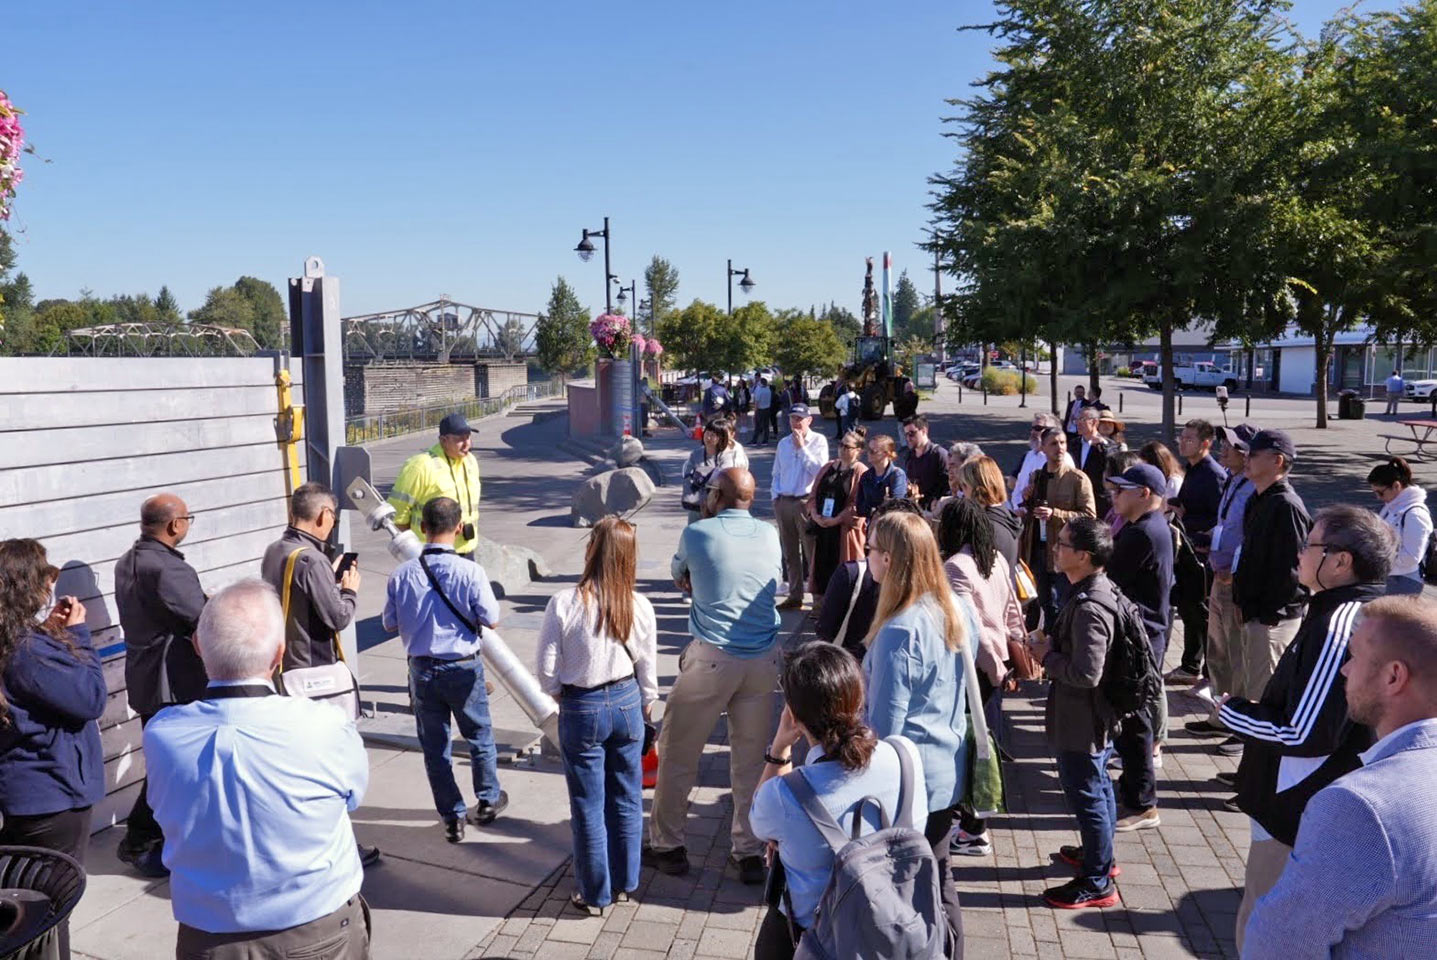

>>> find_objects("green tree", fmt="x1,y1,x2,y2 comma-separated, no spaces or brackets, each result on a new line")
110,293,160,326
718,301,777,374
892,271,921,339
494,316,527,359
0,229,35,355
189,286,257,337
773,312,848,380
535,276,594,374
643,255,680,335
818,302,861,345
155,285,182,323
27,301,89,355
656,299,722,374
233,276,286,349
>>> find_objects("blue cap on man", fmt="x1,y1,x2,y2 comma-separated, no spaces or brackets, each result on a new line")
439,413,475,437
1108,463,1169,496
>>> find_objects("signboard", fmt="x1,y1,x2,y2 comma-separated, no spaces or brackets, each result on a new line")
915,362,938,390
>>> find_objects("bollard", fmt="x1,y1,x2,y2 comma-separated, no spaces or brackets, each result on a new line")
957,384,962,404
1245,394,1251,418
1179,393,1184,417
983,383,988,406
1119,392,1124,413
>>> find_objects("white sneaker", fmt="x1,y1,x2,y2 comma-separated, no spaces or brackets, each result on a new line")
949,829,992,857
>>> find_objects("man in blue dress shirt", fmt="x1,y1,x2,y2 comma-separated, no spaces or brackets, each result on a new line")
144,578,370,959
383,496,505,843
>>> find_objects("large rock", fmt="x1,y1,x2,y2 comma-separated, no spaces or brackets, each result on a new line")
610,435,645,467
471,535,552,598
571,467,656,527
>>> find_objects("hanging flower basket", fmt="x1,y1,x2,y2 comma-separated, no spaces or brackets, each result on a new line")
589,313,633,359
0,90,26,221
644,338,664,358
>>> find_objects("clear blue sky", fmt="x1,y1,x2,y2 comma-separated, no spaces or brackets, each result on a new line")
5,0,1359,319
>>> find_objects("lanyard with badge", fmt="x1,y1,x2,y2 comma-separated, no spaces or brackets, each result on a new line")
446,455,476,539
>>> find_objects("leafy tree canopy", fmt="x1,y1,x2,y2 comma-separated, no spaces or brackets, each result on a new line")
535,276,594,374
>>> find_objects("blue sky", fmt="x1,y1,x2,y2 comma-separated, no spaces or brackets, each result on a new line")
6,0,1359,319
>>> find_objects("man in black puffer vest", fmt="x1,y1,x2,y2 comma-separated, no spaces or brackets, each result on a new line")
1218,504,1393,953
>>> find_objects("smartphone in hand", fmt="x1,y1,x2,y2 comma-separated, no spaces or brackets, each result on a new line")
334,552,359,581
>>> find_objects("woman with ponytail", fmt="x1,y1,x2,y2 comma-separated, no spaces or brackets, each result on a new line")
749,642,927,959
862,509,979,940
1368,456,1431,595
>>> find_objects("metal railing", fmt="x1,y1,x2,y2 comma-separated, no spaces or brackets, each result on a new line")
344,378,567,445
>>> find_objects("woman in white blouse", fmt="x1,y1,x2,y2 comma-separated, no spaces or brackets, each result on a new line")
536,516,658,916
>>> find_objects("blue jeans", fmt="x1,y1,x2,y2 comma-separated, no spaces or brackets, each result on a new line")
1054,745,1116,886
408,656,501,817
559,678,644,908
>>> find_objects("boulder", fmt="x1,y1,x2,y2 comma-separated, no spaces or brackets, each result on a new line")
471,535,552,599
610,435,645,467
571,467,656,527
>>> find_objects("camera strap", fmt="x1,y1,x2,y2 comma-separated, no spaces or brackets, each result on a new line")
419,551,479,636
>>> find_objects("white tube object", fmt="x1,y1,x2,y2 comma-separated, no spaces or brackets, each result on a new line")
481,626,560,748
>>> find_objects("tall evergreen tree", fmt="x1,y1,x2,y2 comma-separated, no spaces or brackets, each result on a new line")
535,276,594,374
643,256,680,335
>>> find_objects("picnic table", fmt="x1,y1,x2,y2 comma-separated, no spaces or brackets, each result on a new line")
1383,419,1437,460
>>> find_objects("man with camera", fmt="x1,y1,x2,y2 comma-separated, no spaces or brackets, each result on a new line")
388,412,484,559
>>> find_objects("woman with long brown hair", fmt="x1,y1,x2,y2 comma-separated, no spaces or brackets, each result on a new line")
862,510,979,941
536,516,658,916
805,425,869,598
958,455,1022,573
0,539,107,954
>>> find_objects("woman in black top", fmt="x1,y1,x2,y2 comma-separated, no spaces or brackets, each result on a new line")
806,427,868,598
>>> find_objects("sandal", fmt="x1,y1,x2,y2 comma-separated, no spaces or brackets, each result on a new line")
569,892,605,917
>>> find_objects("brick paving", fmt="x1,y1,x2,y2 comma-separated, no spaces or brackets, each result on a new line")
470,624,1247,960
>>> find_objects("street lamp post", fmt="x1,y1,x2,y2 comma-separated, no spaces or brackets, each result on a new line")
615,280,637,317
727,259,755,315
574,216,615,313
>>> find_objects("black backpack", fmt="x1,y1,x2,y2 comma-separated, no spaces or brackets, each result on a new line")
1079,589,1161,721
1397,505,1437,585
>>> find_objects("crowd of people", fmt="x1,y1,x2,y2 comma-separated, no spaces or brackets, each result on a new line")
5,393,1437,958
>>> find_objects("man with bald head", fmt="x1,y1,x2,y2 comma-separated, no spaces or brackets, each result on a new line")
114,492,210,876
646,467,784,884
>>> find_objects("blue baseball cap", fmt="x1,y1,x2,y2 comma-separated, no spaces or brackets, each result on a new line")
1108,463,1168,495
439,412,475,436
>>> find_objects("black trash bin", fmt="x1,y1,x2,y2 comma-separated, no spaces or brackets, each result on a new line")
0,847,86,960
1350,395,1367,419
1337,389,1360,420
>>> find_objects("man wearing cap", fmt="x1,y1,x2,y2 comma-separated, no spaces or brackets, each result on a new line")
1106,462,1175,831
388,412,483,559
770,403,829,609
1232,430,1312,716
1186,424,1258,742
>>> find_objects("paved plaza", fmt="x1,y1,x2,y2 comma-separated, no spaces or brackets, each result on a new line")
69,375,1428,960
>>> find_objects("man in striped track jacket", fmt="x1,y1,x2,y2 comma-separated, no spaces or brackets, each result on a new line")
1217,504,1395,953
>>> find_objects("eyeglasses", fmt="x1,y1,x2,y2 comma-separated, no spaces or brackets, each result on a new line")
178,514,196,523
1305,540,1332,551
902,429,919,437
1054,539,1076,551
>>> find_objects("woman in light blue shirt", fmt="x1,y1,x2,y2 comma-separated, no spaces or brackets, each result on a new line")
862,509,977,943
749,642,927,959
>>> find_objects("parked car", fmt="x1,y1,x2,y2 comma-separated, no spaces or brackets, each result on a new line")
1144,360,1238,391
1405,379,1437,401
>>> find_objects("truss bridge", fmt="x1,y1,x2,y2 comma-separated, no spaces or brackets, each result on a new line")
341,298,541,363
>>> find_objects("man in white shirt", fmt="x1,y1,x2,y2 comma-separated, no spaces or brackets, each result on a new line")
751,377,774,445
1386,370,1405,415
770,403,829,609
1009,412,1074,512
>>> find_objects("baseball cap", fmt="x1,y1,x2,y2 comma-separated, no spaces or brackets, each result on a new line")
1248,429,1296,460
1108,463,1168,495
788,404,812,418
439,412,475,436
1217,423,1259,452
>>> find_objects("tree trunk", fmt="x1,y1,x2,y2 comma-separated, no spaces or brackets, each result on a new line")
1019,341,1028,408
1050,340,1061,415
1160,319,1176,441
1315,306,1338,429
1087,342,1100,394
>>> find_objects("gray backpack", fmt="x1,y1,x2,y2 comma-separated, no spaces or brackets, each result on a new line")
780,737,955,959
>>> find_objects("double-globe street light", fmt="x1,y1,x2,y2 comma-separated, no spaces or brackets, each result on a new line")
727,259,755,315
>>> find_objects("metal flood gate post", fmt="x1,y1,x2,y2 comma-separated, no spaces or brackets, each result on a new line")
288,256,359,667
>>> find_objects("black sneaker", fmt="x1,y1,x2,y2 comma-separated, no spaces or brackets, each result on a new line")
641,843,690,876
443,817,464,843
469,790,509,826
357,843,382,868
1055,845,1121,878
116,837,169,878
1216,736,1245,757
1214,771,1238,786
735,855,765,885
1044,877,1120,909
1222,795,1242,813
1184,719,1227,738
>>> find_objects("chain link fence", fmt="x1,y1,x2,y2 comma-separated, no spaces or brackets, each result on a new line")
344,378,566,445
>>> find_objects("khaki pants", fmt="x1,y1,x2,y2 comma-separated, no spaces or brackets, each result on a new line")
1238,618,1301,700
773,495,814,602
178,894,370,960
650,639,782,859
1236,837,1291,953
1206,577,1241,698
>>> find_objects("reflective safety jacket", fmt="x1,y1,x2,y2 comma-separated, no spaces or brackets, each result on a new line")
387,443,482,554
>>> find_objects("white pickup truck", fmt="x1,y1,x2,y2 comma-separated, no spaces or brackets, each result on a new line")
1143,361,1239,391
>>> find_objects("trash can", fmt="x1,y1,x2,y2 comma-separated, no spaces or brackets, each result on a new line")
1350,395,1367,419
1338,389,1358,420
0,846,87,960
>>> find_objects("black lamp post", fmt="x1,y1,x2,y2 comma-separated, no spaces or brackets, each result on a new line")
727,259,755,315
638,297,652,333
575,216,615,313
615,280,637,317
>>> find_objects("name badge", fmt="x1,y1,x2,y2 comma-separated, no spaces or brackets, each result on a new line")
1210,526,1224,554
1039,522,1048,542
821,498,836,518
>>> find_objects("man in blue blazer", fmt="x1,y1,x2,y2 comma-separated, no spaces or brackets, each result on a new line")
1244,595,1437,959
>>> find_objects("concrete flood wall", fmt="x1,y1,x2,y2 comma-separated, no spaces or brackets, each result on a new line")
0,356,306,831
345,360,529,416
